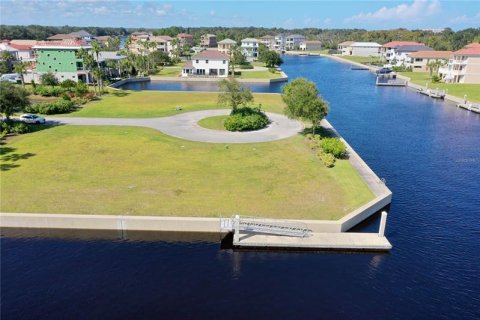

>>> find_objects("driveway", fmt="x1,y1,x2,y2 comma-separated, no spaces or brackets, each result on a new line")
47,110,303,144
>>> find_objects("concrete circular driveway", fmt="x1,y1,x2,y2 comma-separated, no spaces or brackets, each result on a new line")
48,109,303,144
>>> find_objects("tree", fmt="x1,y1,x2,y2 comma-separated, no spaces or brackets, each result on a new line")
13,62,28,87
40,72,59,86
282,78,329,135
262,51,283,68
426,59,445,78
0,82,30,120
217,78,254,111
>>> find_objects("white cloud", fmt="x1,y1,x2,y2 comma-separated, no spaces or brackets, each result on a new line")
92,6,109,15
345,0,441,23
210,10,215,17
304,17,320,26
450,12,480,24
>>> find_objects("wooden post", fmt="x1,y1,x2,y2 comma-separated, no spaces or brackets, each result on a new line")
234,215,240,243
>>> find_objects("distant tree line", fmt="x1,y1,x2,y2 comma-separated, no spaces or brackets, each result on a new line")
1,25,479,51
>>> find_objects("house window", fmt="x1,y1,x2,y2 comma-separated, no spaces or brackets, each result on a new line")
206,60,209,64
223,60,226,64
196,60,199,63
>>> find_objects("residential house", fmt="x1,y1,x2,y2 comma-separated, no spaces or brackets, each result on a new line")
344,42,381,56
258,35,276,50
182,50,229,78
95,36,112,47
131,32,151,41
69,30,94,42
200,34,217,48
387,44,433,65
218,38,236,55
94,51,127,78
177,33,194,47
150,36,173,54
47,34,81,41
241,38,259,58
381,41,424,62
337,41,354,55
299,40,322,51
439,43,480,84
31,39,92,83
285,34,305,50
0,41,35,62
274,34,286,52
406,51,452,72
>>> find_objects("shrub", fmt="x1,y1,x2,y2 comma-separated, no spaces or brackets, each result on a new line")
268,68,278,73
32,85,65,97
75,81,89,96
26,99,76,115
318,152,336,168
431,75,441,83
238,64,254,70
0,120,30,134
319,137,346,159
224,107,269,131
60,79,77,89
40,72,59,86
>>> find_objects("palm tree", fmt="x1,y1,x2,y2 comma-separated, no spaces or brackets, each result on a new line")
426,60,445,78
76,48,97,94
14,62,28,87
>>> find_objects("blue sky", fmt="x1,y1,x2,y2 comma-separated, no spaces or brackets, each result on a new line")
1,0,479,30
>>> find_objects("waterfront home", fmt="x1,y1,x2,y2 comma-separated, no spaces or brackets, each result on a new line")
218,38,236,55
344,42,382,56
337,41,354,54
47,33,81,41
406,51,453,72
149,35,173,54
31,39,92,83
259,35,276,50
275,34,287,52
386,44,433,65
439,43,480,84
177,33,194,47
182,50,229,78
381,41,424,62
285,34,305,50
200,34,217,48
241,38,259,58
95,35,112,47
95,51,127,77
299,40,322,51
69,30,94,42
131,31,151,41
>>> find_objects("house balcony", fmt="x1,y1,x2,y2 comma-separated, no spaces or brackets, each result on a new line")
451,59,467,65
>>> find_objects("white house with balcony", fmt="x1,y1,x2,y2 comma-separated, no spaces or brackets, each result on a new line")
439,43,480,84
182,50,230,78
344,42,381,57
241,38,259,59
275,34,286,52
285,34,305,50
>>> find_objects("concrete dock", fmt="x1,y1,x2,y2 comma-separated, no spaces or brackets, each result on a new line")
233,232,392,251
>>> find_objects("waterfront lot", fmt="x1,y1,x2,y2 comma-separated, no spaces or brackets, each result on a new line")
63,91,285,118
399,71,480,102
0,125,373,219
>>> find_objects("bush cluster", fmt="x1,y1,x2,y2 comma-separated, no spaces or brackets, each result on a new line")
25,99,76,115
305,133,347,168
224,107,269,132
238,64,254,70
32,85,66,97
0,120,30,135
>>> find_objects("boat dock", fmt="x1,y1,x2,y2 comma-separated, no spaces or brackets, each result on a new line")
457,103,480,114
223,212,392,252
376,74,407,86
418,88,446,99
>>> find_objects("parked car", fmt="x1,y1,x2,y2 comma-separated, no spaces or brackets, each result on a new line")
19,114,46,124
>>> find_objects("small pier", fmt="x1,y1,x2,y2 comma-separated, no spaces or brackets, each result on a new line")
222,212,392,252
457,103,480,114
418,88,446,99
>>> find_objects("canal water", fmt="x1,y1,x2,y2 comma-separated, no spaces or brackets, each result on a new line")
2,55,480,319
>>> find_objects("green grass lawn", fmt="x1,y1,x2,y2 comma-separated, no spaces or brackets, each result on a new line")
337,55,382,64
237,70,284,79
0,126,374,219
399,72,480,102
65,91,286,118
152,67,182,77
197,115,228,130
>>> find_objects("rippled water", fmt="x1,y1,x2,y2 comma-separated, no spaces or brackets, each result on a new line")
2,55,480,319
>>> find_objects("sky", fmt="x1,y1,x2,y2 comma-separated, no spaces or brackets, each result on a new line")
1,0,479,30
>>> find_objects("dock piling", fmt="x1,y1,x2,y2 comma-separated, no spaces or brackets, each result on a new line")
379,211,388,237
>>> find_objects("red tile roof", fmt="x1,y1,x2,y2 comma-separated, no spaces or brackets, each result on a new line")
192,50,230,60
177,33,193,38
8,43,33,50
382,41,424,48
454,44,480,56
409,50,453,59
